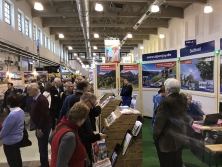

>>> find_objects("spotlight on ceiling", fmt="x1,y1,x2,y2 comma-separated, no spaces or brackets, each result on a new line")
95,3,103,12
93,53,96,56
68,46,72,50
77,57,80,60
94,33,99,38
74,53,77,56
93,46,97,50
34,2,43,11
127,33,133,38
204,5,213,13
59,34,64,38
140,46,144,50
159,33,165,39
151,5,159,13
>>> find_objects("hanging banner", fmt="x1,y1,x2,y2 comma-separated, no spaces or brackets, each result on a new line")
104,40,120,63
220,38,222,50
89,70,94,83
180,41,215,57
97,65,116,89
10,72,22,86
37,71,47,82
142,50,177,62
185,40,196,47
180,57,214,93
142,62,176,88
0,72,9,84
24,72,35,84
120,65,139,89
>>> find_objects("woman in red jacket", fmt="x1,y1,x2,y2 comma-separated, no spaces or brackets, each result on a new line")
49,102,89,167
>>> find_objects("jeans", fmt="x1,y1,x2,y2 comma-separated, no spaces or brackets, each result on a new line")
3,142,22,167
36,125,51,167
122,96,131,107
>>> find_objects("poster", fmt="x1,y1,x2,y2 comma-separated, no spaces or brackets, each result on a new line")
97,65,116,89
37,71,47,82
120,65,139,89
10,72,22,85
0,72,8,84
180,57,214,93
24,72,35,84
104,40,120,63
142,62,176,88
89,70,94,83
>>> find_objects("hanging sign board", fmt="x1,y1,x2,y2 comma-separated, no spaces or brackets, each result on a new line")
142,50,177,62
185,40,196,47
180,41,215,57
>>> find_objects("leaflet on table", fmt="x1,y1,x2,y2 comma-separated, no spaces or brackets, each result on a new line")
93,158,112,167
122,132,132,155
92,139,108,163
120,108,140,114
106,112,117,125
131,121,142,136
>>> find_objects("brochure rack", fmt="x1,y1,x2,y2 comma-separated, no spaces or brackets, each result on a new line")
99,93,115,104
104,110,142,167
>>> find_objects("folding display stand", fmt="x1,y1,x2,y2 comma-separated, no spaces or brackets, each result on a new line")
104,109,142,167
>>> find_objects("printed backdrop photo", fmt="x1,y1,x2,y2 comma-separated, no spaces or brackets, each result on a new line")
180,57,214,93
120,65,139,89
104,40,120,63
97,65,116,89
142,62,176,88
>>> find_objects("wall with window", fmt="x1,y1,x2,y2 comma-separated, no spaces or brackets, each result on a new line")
0,0,64,69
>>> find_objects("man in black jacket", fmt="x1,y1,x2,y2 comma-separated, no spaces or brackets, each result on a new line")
120,78,133,107
50,77,63,130
3,83,17,113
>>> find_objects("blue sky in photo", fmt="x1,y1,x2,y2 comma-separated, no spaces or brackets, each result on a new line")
142,64,168,71
180,59,202,81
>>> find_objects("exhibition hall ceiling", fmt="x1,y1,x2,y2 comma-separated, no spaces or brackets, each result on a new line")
21,0,207,59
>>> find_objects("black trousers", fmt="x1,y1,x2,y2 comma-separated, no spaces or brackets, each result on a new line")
3,142,22,167
155,143,183,167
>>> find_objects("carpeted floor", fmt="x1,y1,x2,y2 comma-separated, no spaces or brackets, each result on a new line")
142,117,222,167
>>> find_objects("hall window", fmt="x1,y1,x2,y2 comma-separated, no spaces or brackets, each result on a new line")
33,25,36,40
4,2,11,25
18,13,22,32
37,29,41,44
25,19,29,36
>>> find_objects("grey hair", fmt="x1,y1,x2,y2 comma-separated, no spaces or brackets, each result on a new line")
164,78,181,93
80,92,97,101
28,83,40,91
54,77,61,83
65,81,73,87
185,93,192,100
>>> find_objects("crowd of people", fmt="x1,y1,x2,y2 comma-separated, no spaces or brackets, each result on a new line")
0,76,104,167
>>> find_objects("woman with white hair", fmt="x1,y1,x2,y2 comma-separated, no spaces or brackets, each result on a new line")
153,78,188,167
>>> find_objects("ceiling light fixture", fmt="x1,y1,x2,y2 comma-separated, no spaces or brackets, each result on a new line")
95,3,103,12
77,57,80,60
74,53,77,56
151,5,160,13
204,5,213,13
93,46,97,50
68,46,72,50
159,33,165,39
93,53,96,56
59,34,64,38
140,46,144,50
34,2,43,11
94,33,99,38
127,33,133,38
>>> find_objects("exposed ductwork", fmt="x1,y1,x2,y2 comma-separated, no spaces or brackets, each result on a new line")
133,0,166,30
75,0,92,64
121,0,166,46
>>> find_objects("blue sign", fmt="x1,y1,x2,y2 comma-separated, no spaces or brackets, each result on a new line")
180,41,215,57
185,40,196,47
142,50,177,61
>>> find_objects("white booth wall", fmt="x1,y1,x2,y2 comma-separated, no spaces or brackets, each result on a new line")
130,0,222,117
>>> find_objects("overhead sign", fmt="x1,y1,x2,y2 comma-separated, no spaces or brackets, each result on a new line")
142,50,177,61
185,39,196,47
180,41,215,57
